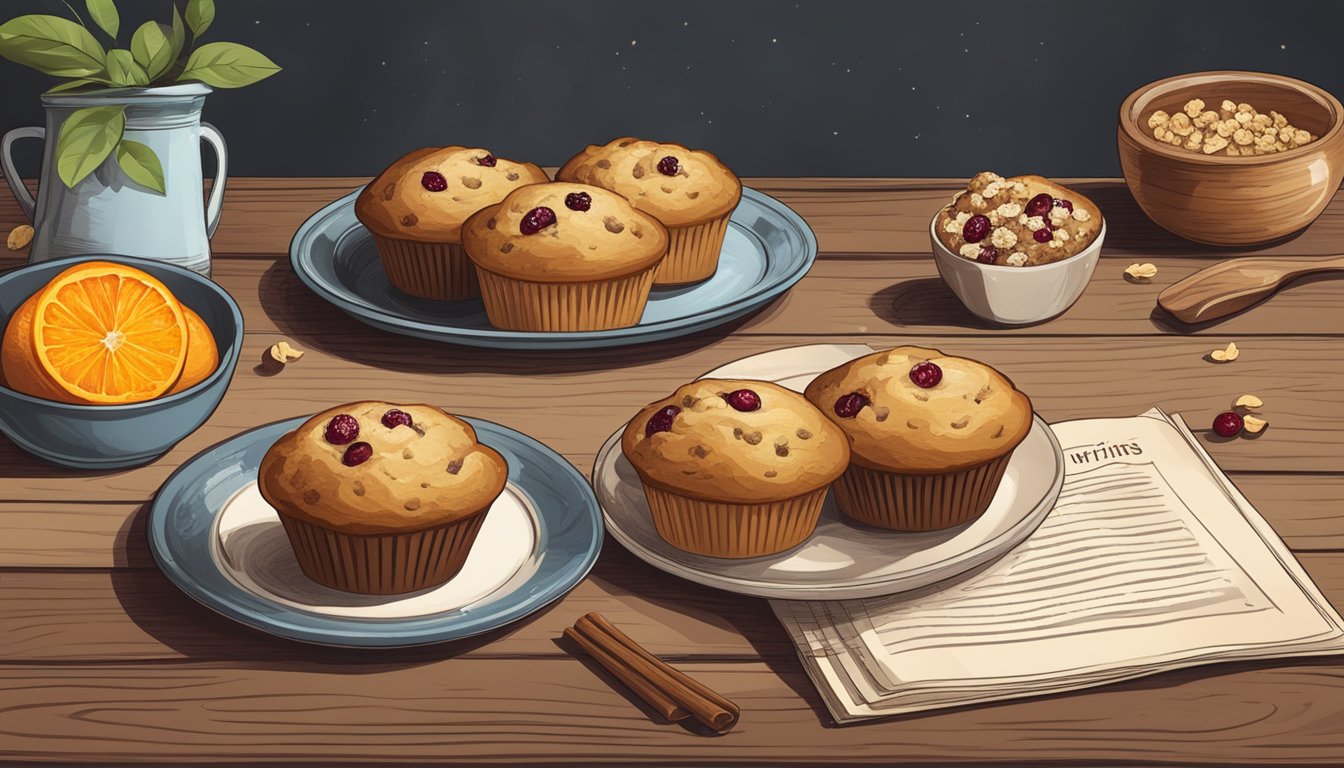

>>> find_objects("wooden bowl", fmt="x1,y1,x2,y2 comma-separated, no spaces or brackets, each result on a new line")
1117,71,1344,245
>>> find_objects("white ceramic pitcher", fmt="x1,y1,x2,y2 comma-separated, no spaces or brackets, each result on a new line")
1,82,226,277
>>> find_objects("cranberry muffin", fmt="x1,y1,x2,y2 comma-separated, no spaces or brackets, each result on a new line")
556,137,740,285
258,401,508,594
622,379,849,558
935,173,1101,267
461,182,668,331
804,347,1032,531
355,146,548,300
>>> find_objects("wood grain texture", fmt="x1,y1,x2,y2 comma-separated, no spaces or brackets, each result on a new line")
210,255,1344,339
4,177,1344,258
1,552,1339,667
3,473,1342,570
0,335,1337,507
5,654,1344,765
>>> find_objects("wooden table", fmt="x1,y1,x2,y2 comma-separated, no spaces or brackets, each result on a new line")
2,177,1342,766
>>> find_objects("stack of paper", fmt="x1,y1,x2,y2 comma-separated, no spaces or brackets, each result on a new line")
774,409,1344,722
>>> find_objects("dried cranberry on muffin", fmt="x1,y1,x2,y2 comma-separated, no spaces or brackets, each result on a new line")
461,182,668,332
804,346,1032,531
935,172,1101,267
355,146,548,300
556,137,741,285
258,401,508,594
622,379,849,558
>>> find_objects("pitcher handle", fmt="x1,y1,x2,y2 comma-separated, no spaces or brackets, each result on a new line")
1,126,46,223
200,122,227,237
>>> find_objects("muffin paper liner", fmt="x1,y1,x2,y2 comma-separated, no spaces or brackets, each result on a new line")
277,510,488,595
373,235,479,300
641,483,830,558
475,266,656,331
653,214,732,285
831,452,1014,531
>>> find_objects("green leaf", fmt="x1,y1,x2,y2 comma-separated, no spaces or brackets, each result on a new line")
106,48,147,86
0,15,106,78
54,105,125,188
169,5,186,61
184,0,214,40
115,139,165,194
130,21,172,80
45,76,113,93
85,0,119,39
178,42,280,89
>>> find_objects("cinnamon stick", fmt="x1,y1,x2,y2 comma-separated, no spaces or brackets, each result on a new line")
567,612,740,733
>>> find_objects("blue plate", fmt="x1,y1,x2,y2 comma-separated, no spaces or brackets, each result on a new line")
289,187,817,349
148,415,602,647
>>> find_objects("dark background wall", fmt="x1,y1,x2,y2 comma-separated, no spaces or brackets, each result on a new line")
2,0,1342,178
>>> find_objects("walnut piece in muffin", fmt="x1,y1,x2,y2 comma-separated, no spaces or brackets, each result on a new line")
935,173,1102,267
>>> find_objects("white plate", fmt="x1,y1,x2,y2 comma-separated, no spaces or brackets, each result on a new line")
592,344,1065,600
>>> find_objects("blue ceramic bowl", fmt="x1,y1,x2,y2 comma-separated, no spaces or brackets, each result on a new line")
0,255,243,469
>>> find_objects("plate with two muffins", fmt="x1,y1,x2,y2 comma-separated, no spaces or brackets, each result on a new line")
147,402,602,647
289,138,816,349
593,344,1066,599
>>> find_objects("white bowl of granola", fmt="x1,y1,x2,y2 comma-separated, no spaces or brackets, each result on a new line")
930,172,1105,326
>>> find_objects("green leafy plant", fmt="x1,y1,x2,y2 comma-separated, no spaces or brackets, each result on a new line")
0,0,280,192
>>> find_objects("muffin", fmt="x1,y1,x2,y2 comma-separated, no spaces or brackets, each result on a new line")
934,172,1102,267
622,379,849,558
258,401,508,594
804,347,1032,531
556,137,741,285
461,181,668,331
355,146,548,300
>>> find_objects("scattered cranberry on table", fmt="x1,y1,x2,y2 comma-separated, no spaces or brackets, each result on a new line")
909,361,943,388
342,442,374,467
962,214,991,243
564,191,592,212
1025,193,1053,217
420,171,448,192
645,405,682,436
834,392,870,418
656,156,680,176
1212,411,1244,438
1033,227,1053,244
724,389,761,412
977,245,999,264
477,154,497,167
324,414,360,445
519,206,557,235
381,409,413,429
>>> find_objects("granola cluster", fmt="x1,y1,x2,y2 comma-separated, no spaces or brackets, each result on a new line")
936,173,1100,267
1147,99,1318,156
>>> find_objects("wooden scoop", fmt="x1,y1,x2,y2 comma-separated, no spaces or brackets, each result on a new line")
1158,254,1344,324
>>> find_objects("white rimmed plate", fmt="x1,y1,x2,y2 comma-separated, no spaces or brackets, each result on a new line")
592,344,1064,600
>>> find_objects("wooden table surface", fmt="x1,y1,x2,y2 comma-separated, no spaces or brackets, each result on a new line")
2,177,1343,766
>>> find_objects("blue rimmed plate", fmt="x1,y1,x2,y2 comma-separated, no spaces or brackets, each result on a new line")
289,187,816,349
148,416,602,647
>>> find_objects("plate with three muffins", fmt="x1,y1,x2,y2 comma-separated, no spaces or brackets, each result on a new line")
148,402,603,647
290,139,816,349
594,344,1066,600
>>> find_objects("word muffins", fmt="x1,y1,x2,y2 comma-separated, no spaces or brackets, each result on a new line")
622,379,849,558
259,401,508,594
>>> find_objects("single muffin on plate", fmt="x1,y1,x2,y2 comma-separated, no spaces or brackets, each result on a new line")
461,181,668,331
804,346,1032,531
622,379,849,558
258,401,508,594
355,146,548,300
556,137,740,285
